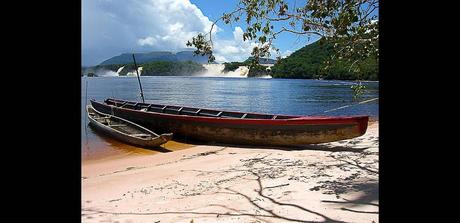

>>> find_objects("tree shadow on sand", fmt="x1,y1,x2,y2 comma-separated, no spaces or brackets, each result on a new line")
82,171,350,223
215,172,350,222
321,182,379,214
83,158,378,222
82,134,378,222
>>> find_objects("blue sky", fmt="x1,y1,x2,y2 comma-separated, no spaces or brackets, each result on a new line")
82,0,322,66
190,0,320,54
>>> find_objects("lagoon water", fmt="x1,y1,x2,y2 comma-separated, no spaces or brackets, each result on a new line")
81,76,378,160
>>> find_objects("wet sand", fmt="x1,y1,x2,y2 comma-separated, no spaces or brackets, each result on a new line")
82,121,379,223
82,132,197,164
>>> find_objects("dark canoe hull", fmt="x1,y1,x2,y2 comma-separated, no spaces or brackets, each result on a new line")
90,99,368,146
87,105,172,148
89,120,171,147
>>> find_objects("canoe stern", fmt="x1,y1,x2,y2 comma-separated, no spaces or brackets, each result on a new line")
356,116,369,136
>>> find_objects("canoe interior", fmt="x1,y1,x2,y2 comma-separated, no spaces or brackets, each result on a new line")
87,105,157,140
104,98,298,120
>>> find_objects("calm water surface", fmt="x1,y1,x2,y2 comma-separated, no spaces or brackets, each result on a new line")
81,76,378,160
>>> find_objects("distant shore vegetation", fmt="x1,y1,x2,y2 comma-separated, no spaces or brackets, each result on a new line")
83,61,206,76
271,40,378,81
83,40,377,80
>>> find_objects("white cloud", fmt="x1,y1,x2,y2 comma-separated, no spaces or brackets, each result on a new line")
212,26,260,63
82,0,272,65
137,37,157,46
281,50,293,58
82,0,214,65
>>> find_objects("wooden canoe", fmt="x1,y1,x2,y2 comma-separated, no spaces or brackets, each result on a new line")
86,105,173,148
90,98,369,146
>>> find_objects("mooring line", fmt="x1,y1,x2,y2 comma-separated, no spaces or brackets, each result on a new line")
313,97,379,115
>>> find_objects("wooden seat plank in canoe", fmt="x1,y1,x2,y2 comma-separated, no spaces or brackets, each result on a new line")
108,124,127,127
130,133,151,137
141,104,152,111
93,117,109,120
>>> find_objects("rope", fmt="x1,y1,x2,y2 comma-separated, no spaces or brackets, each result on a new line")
311,97,379,115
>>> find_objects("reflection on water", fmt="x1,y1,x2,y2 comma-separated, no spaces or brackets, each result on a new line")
82,76,378,160
82,122,196,162
82,124,157,160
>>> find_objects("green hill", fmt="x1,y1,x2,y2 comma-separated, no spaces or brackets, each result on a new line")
100,51,209,65
82,61,205,76
271,40,378,80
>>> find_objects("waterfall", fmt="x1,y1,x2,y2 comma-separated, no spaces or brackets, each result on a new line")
199,64,272,78
126,67,143,76
92,66,124,77
201,64,225,76
116,66,125,75
97,69,119,77
226,66,250,77
200,64,251,78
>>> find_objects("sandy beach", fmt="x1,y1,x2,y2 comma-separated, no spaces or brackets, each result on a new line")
82,121,379,223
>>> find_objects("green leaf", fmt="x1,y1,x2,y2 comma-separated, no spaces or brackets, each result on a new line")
259,36,267,43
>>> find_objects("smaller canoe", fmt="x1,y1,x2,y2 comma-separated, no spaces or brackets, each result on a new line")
86,105,173,148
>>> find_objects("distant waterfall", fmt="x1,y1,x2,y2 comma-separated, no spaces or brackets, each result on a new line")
126,67,143,76
200,64,251,78
93,66,124,77
227,66,250,77
98,69,118,77
116,66,125,75
201,64,225,76
199,64,272,78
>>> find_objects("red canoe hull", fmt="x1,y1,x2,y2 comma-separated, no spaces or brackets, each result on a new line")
90,99,368,146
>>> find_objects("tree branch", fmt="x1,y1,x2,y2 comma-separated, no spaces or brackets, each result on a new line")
205,7,245,47
274,27,324,37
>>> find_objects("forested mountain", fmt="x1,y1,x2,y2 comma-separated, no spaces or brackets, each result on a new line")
100,51,208,65
271,40,378,80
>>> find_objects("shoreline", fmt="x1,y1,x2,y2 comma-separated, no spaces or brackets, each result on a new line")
82,121,379,222
83,120,379,164
81,75,379,82
82,139,197,164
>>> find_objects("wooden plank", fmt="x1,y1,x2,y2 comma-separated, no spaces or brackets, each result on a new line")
108,124,127,127
130,133,151,137
94,117,109,120
241,113,247,119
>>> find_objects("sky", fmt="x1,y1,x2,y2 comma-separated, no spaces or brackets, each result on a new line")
82,0,322,66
